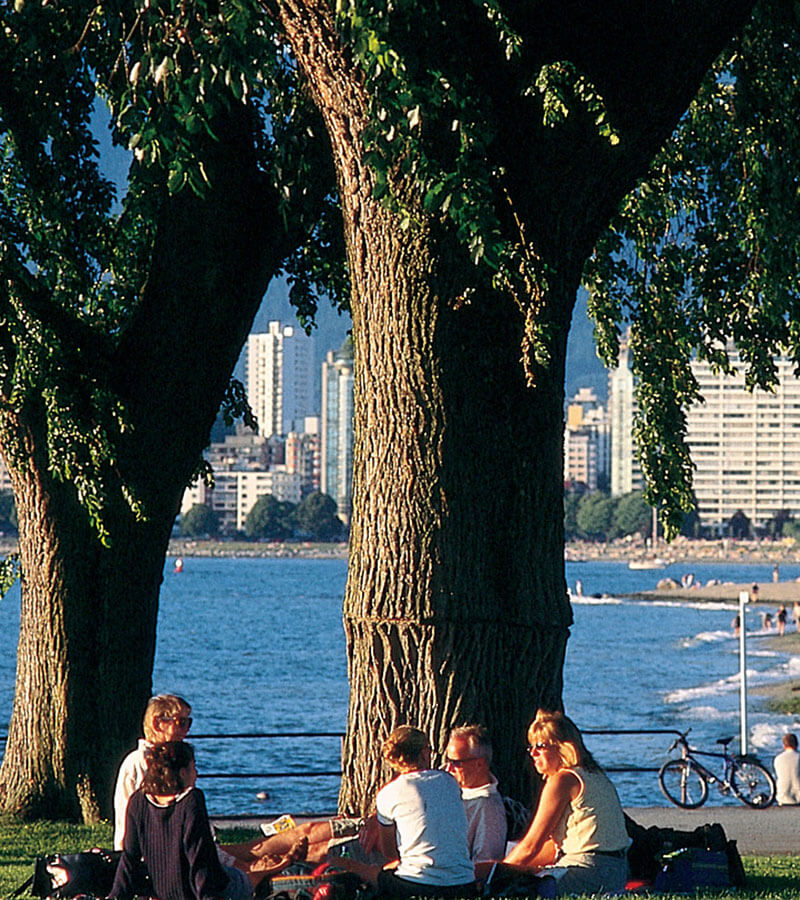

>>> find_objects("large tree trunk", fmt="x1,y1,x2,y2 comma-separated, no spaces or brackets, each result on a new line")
0,424,168,820
279,0,758,814
0,103,310,819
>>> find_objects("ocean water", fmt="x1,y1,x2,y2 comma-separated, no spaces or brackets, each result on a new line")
1,557,799,814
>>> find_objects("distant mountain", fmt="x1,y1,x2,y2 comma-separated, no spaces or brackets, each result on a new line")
565,290,608,402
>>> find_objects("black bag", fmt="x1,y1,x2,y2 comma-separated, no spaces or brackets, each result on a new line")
624,815,746,888
13,848,148,899
654,848,731,892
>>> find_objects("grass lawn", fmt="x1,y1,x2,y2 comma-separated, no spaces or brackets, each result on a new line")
0,821,798,899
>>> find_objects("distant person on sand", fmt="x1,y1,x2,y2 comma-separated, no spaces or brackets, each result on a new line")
777,605,788,636
773,564,780,583
731,614,741,637
793,601,800,630
774,734,800,806
761,611,773,630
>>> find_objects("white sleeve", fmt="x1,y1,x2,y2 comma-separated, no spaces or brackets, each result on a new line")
113,752,141,850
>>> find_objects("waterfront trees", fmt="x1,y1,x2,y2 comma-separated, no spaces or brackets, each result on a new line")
180,504,220,539
0,0,338,819
275,1,800,809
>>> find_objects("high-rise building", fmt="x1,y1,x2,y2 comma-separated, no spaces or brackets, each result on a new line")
688,353,800,530
609,339,800,530
286,417,321,497
321,347,354,523
608,337,644,496
245,321,315,437
564,388,609,491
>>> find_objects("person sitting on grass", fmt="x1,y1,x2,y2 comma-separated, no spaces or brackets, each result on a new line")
331,725,476,897
478,710,630,897
109,741,306,900
113,693,194,850
227,723,506,869
113,694,303,881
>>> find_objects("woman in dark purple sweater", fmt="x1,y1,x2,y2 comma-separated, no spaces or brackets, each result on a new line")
109,741,253,900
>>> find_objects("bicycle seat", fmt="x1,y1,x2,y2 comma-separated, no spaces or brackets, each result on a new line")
716,736,734,746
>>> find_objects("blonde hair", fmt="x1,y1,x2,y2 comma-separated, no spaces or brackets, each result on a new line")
382,725,429,769
528,710,601,773
143,694,191,742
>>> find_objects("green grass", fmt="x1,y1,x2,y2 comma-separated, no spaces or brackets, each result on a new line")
0,822,798,899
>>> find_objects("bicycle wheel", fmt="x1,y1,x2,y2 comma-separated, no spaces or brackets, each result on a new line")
658,759,708,808
731,759,776,808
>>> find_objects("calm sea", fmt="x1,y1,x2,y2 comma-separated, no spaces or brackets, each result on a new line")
1,557,799,814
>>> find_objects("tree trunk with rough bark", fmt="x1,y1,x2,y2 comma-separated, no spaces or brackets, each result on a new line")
279,0,757,813
0,105,308,820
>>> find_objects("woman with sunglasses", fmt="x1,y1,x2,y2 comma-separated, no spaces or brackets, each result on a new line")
495,710,630,896
114,694,193,850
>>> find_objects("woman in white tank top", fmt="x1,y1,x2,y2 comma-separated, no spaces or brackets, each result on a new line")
490,710,630,896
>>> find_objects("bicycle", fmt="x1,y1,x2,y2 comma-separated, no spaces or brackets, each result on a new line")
658,730,776,809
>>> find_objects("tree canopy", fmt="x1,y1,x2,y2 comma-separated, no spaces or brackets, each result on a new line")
586,4,800,533
244,494,295,540
180,503,220,538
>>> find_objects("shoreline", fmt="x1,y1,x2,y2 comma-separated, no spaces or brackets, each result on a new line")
1,536,797,564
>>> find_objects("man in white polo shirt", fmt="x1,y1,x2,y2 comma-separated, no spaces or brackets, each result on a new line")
444,724,508,862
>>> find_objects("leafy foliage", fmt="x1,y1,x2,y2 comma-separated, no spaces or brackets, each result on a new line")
180,502,219,537
294,491,344,541
244,494,295,540
334,0,619,382
0,0,341,547
585,4,800,537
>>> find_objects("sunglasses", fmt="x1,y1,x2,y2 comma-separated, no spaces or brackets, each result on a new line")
157,715,193,729
527,741,553,754
445,757,480,768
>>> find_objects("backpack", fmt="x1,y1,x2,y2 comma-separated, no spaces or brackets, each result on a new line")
259,862,373,900
624,815,746,889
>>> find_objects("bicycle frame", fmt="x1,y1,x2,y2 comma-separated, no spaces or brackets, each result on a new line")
679,743,735,789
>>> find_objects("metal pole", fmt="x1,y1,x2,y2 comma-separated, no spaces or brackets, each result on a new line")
739,590,749,756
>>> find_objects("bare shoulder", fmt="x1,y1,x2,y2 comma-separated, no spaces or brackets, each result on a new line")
547,768,582,799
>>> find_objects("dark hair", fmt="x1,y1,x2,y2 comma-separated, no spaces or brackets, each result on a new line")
143,741,195,795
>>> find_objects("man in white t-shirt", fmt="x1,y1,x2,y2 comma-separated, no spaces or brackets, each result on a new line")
444,725,508,862
774,733,800,805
